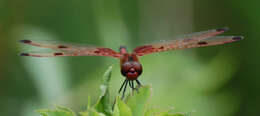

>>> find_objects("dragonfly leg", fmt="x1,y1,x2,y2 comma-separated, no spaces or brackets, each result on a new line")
136,79,142,88
112,79,129,110
113,79,127,110
131,81,135,89
129,81,133,89
113,79,128,110
118,79,127,93
129,80,137,91
122,80,128,99
135,80,142,93
133,80,140,93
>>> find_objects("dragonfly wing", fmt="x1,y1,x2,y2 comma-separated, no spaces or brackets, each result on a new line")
20,51,77,57
196,36,243,45
20,40,121,58
133,28,243,56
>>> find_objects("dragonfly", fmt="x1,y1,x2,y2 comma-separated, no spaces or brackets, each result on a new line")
20,27,243,98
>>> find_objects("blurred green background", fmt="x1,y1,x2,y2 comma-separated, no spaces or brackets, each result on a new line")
0,0,258,116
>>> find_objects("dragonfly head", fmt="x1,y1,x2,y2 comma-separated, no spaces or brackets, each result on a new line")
121,61,142,80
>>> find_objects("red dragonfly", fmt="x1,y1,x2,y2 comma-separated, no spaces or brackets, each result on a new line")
20,27,243,98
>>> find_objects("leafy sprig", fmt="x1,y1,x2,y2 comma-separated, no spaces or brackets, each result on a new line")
36,66,190,116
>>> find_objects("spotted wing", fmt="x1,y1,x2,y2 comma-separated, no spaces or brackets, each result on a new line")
133,28,243,56
19,40,121,58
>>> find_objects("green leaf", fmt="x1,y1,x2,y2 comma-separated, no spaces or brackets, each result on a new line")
113,97,133,116
126,85,152,116
36,105,76,116
88,96,92,109
144,107,174,116
37,111,49,116
55,105,76,115
165,113,190,116
79,111,88,116
94,66,113,116
80,108,106,116
144,107,191,116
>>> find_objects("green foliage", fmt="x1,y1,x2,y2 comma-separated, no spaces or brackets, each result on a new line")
36,105,76,116
36,66,189,116
94,66,113,116
126,85,151,116
113,97,133,116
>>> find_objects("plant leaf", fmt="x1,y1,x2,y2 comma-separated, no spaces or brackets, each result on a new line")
165,113,189,116
80,108,106,116
55,105,76,115
126,85,152,116
113,97,133,116
94,66,113,116
144,107,190,116
36,105,76,116
144,107,175,116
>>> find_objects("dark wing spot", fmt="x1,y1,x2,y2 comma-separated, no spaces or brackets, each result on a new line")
58,45,68,48
20,53,29,56
198,41,208,45
216,27,229,32
94,50,100,53
159,46,164,49
54,53,63,56
20,40,32,43
232,36,244,41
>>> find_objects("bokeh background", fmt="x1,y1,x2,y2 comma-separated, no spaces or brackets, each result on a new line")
0,0,259,116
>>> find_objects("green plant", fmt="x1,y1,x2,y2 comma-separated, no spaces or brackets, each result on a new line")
36,66,190,116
